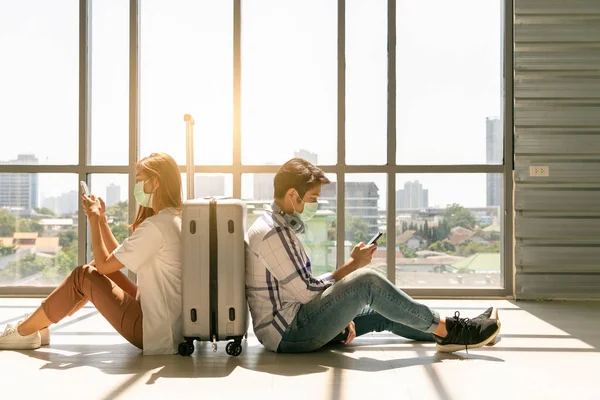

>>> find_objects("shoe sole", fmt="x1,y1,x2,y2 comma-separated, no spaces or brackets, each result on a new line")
436,320,502,353
487,308,500,346
0,338,41,350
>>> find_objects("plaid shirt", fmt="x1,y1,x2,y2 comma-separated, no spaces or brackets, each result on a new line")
245,203,335,351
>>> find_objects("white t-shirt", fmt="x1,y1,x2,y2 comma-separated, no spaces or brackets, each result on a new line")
113,207,183,355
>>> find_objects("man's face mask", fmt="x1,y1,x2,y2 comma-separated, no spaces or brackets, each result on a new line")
290,190,318,222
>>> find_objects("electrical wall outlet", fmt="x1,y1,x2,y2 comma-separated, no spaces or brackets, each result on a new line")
529,166,550,177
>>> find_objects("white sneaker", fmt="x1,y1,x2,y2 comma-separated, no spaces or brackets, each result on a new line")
40,328,50,346
0,324,41,350
22,313,50,346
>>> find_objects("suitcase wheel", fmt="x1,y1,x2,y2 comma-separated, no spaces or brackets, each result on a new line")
178,341,195,357
226,341,243,357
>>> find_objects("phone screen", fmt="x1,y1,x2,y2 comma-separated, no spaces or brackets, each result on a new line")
80,181,89,196
366,231,382,246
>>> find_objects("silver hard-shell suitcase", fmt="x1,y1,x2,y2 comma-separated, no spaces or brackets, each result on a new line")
178,114,249,357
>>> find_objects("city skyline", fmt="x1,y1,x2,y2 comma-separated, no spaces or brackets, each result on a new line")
0,150,494,213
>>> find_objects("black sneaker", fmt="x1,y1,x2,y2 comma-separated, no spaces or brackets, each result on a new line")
434,311,501,353
474,306,499,320
474,307,500,346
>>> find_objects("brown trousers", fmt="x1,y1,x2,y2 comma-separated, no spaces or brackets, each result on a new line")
41,265,143,349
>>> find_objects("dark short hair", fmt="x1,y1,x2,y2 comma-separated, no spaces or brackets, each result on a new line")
273,158,331,199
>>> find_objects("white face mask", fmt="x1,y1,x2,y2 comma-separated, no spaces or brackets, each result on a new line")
290,190,318,222
134,180,154,208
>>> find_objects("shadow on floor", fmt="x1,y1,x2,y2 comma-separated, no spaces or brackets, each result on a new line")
14,340,504,384
510,300,600,350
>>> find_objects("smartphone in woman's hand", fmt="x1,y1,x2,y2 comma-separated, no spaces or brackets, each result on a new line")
80,181,90,197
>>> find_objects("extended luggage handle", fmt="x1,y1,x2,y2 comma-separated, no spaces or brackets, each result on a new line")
184,114,195,201
203,196,233,201
184,115,236,202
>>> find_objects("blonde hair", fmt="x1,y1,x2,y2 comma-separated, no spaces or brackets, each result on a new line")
130,152,182,231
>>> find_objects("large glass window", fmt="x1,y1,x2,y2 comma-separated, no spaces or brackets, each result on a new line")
0,1,508,296
342,174,387,275
395,174,502,288
181,173,234,200
87,174,129,260
0,0,79,165
241,0,337,166
396,0,502,165
345,0,387,165
91,0,129,165
140,0,233,165
0,174,78,286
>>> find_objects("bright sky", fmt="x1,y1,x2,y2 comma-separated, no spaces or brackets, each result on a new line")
0,0,502,209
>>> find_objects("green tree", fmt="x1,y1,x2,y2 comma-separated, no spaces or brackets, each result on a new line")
455,240,500,257
378,231,388,247
428,240,456,254
444,203,476,230
15,218,44,236
399,244,416,259
106,201,129,224
41,249,77,284
327,221,336,241
346,214,371,245
0,244,17,256
58,230,78,250
33,207,56,217
421,221,432,241
111,224,129,244
0,209,16,237
0,253,54,283
431,220,451,242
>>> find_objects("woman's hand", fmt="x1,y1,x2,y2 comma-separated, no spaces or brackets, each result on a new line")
81,194,103,219
98,197,107,219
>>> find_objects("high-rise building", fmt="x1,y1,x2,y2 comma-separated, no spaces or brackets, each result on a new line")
106,183,121,207
253,174,275,201
321,181,380,237
42,190,78,216
195,175,225,198
486,117,502,207
396,180,429,210
0,154,39,210
294,149,318,165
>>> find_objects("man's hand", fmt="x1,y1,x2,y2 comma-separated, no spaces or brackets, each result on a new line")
332,241,378,281
349,242,377,269
341,321,356,345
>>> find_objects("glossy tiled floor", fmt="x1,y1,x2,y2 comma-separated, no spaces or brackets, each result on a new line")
1,298,598,400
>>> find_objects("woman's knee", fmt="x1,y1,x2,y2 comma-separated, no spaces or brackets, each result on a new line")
71,264,99,288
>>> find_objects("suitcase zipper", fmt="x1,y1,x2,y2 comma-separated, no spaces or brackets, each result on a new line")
209,198,219,342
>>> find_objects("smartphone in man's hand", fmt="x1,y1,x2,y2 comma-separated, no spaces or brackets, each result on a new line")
366,231,383,246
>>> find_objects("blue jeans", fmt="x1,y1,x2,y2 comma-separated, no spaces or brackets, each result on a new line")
277,268,439,353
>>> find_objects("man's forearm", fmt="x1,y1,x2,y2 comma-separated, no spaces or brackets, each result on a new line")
332,258,359,281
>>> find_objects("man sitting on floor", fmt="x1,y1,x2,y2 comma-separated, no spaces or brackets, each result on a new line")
245,157,500,353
